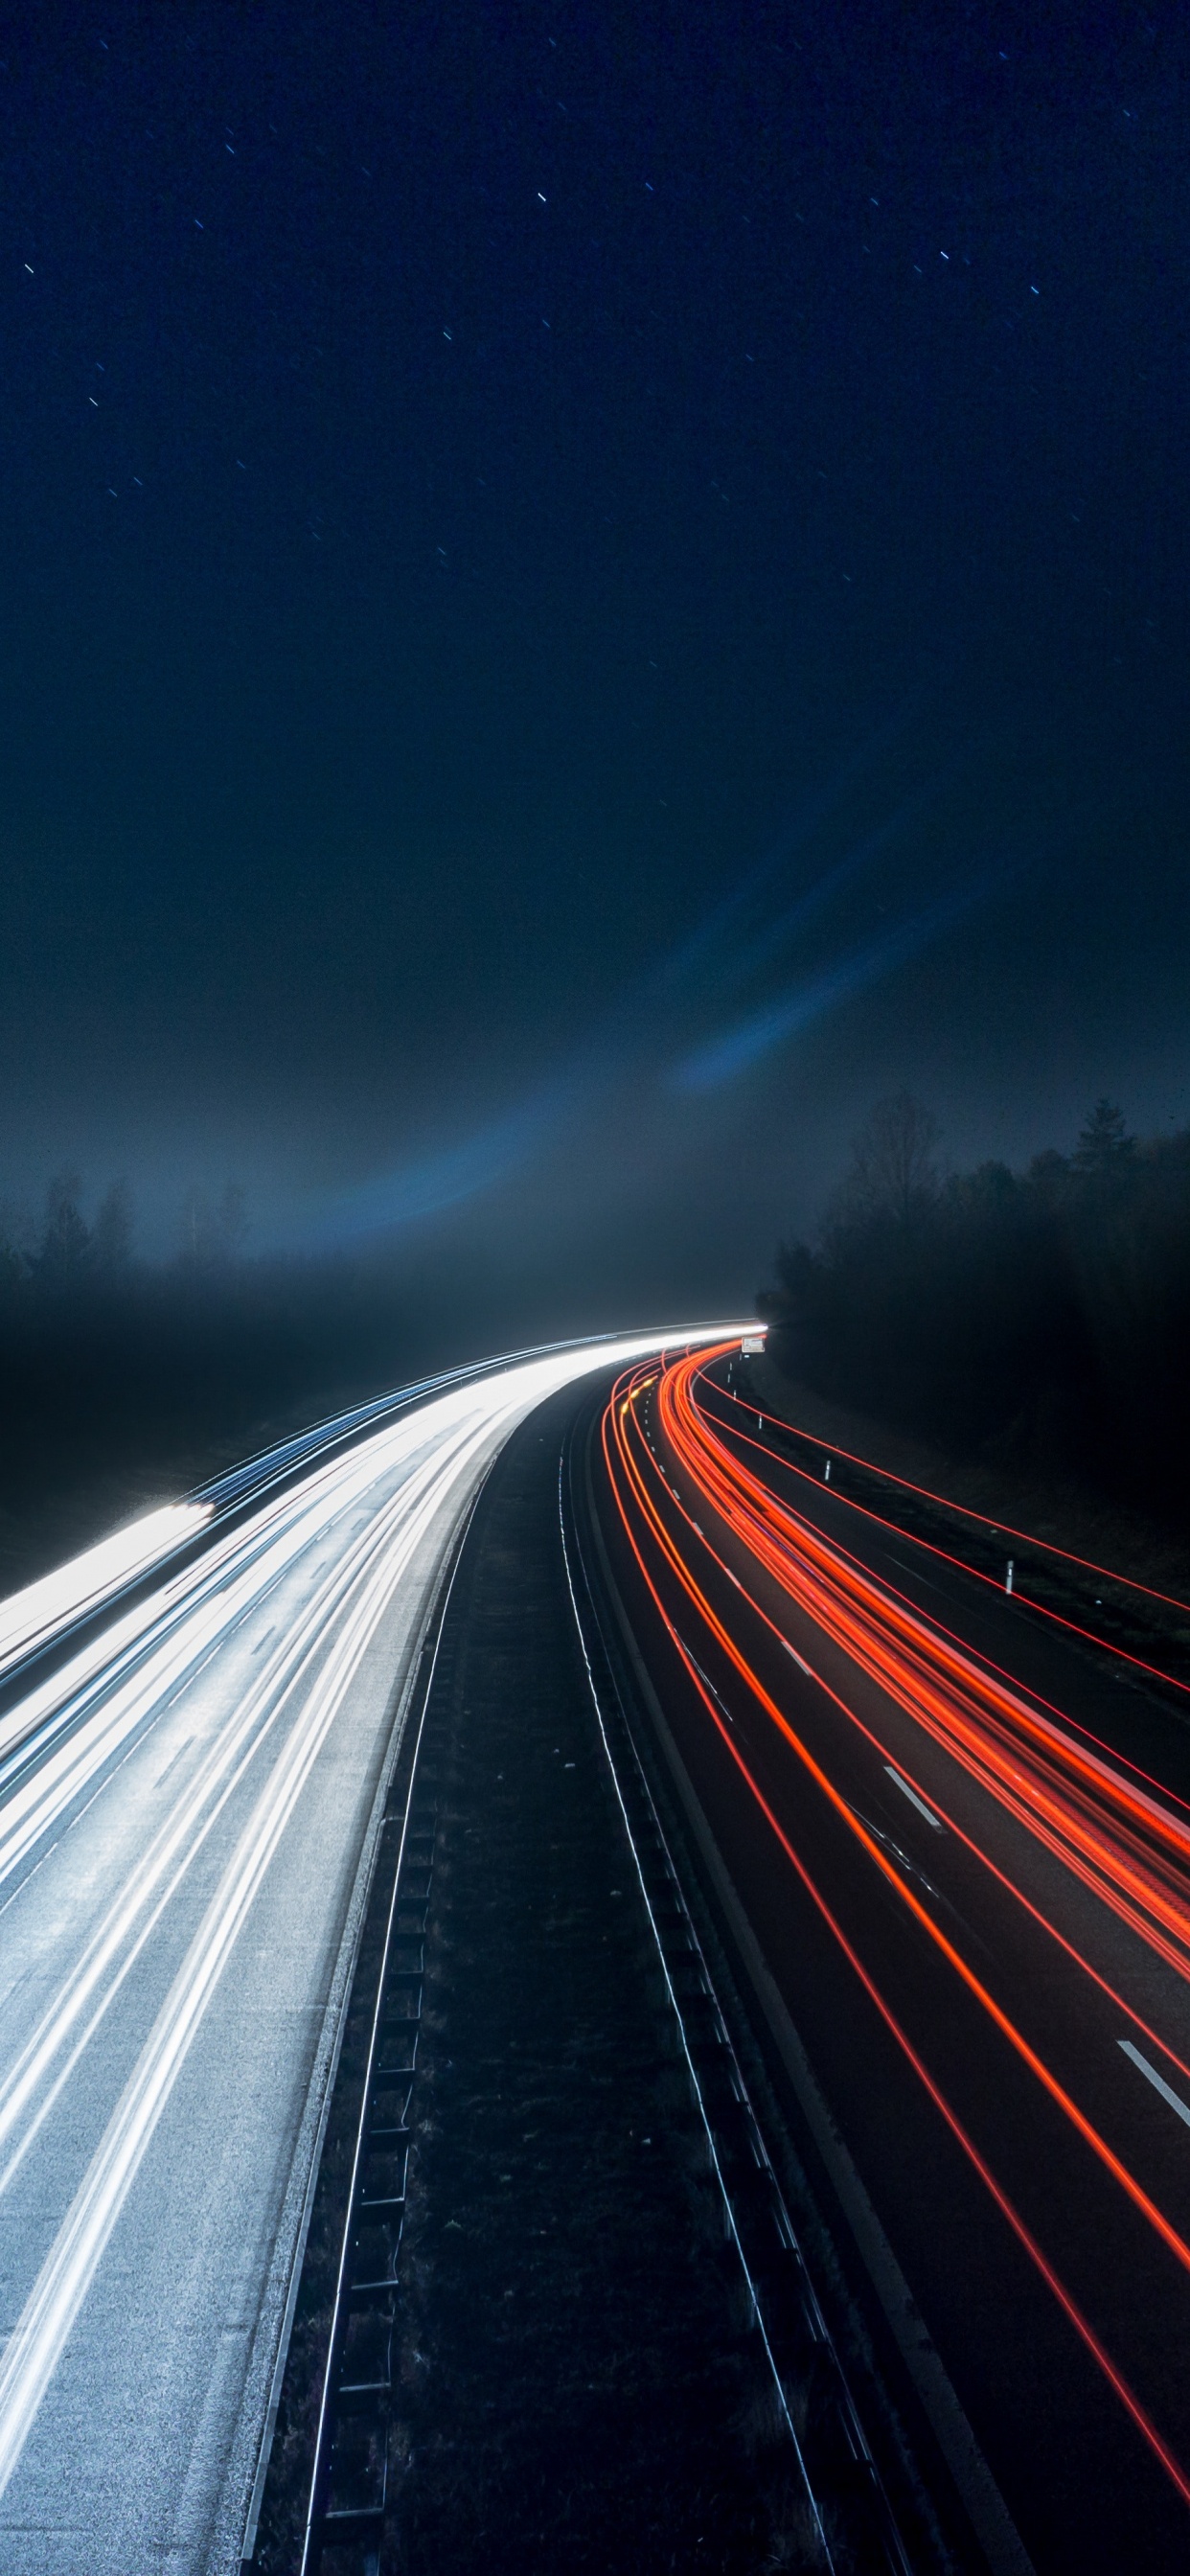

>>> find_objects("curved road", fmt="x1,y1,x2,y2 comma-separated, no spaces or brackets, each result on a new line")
0,1329,731,2575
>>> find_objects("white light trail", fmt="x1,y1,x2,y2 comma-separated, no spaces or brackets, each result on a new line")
0,1504,213,1679
0,1325,741,2517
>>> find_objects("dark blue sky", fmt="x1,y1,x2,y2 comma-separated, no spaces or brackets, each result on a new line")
2,3,1187,1311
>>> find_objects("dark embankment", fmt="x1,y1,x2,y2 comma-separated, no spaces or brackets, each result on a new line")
759,1095,1190,1531
0,1191,582,1592
0,1256,431,1590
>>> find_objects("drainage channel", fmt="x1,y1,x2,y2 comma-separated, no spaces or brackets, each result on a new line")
242,1486,475,2576
301,1793,439,2564
296,1587,461,2572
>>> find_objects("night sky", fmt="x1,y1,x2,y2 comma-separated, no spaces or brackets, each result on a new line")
2,4,1188,1322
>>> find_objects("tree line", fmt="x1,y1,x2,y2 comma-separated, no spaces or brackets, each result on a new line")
0,1174,248,1294
0,1173,443,1588
758,1094,1190,1514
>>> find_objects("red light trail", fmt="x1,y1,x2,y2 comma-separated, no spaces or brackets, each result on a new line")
600,1342,1190,2518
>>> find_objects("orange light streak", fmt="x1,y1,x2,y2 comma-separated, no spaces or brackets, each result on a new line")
624,1396,1190,2099
703,1386,1190,1816
610,1450,1190,2506
720,1373,1190,1617
605,1389,1190,2293
658,1359,1190,1978
705,1372,1190,1705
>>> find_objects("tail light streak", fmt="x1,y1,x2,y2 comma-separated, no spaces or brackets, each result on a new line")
706,1372,1190,1708
603,1347,1190,2511
715,1377,1190,1619
662,1366,1190,1971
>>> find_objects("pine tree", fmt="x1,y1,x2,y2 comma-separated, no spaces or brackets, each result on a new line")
1073,1097,1134,1176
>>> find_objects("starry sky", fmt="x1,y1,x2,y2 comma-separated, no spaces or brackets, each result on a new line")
2,3,1188,1321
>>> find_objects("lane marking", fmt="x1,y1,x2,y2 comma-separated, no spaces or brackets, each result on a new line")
883,1765,945,1831
680,1639,736,1730
152,1735,195,1791
1119,2039,1190,2131
0,1844,57,1923
783,1640,812,1676
884,1552,948,1599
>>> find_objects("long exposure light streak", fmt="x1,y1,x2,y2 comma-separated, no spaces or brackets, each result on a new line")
602,1344,1190,2514
710,1374,1190,1703
0,1326,739,2535
724,1370,1190,1619
0,1415,496,2207
0,1405,503,2496
608,1371,1190,2261
0,1502,214,1682
660,1361,1190,1965
625,1364,1190,2103
657,1610,1190,2510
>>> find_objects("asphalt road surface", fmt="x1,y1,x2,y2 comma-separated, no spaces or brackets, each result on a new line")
597,1343,1190,2574
0,1328,726,2576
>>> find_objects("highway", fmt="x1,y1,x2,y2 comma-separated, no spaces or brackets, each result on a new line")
0,1327,730,2576
597,1343,1190,2573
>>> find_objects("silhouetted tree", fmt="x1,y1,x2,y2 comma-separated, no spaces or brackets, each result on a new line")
830,1091,940,1231
34,1175,90,1290
760,1097,1190,1509
1073,1098,1134,1177
1026,1147,1071,1201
